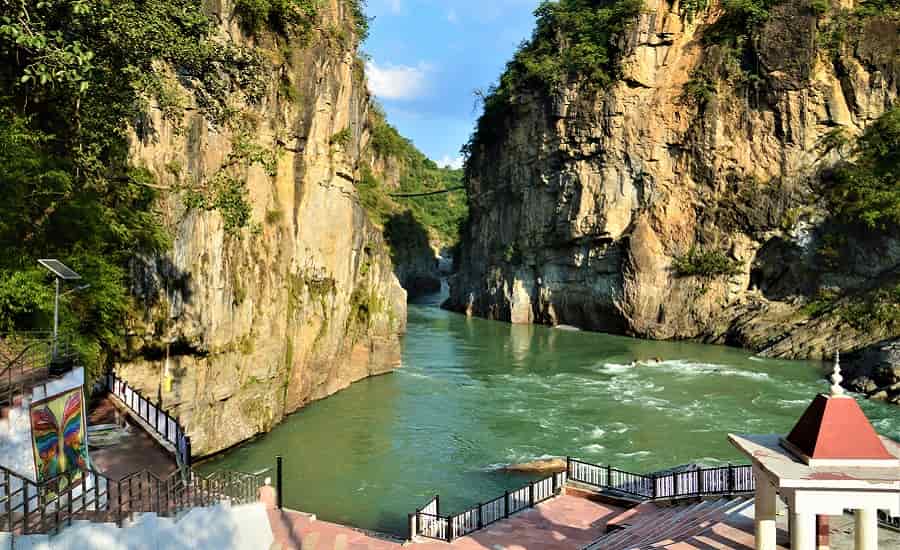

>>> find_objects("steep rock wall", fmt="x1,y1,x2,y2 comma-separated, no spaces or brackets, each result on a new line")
115,0,407,457
448,1,898,363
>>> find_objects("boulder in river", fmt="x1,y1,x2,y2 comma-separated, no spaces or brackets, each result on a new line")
843,339,900,405
503,457,567,474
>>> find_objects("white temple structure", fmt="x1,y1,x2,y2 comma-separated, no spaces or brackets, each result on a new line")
730,354,900,550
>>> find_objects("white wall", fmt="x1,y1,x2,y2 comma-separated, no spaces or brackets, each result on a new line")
0,366,86,480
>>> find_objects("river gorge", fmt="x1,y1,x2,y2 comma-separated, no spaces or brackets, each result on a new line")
200,285,900,536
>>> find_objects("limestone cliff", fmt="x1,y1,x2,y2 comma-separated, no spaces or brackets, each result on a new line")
448,0,899,394
115,0,407,456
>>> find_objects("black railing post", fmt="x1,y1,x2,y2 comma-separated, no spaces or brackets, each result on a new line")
446,515,453,542
67,478,73,525
477,503,483,529
4,469,11,530
117,479,123,526
408,513,416,540
728,464,734,495
606,464,612,489
22,483,29,534
276,455,283,510
651,474,657,499
529,482,535,508
673,472,679,497
697,467,703,495
504,490,510,518
185,437,192,468
566,456,571,479
164,413,169,440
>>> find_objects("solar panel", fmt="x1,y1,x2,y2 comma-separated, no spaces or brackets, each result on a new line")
38,259,82,280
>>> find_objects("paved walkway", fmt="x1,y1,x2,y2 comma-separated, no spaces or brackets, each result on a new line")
266,495,622,549
88,395,178,480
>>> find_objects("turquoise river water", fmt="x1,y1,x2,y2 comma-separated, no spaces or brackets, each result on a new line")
199,287,900,535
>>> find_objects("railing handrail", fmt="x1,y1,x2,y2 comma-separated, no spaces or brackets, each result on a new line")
0,459,268,536
413,471,564,542
412,458,760,542
106,372,192,468
0,332,80,408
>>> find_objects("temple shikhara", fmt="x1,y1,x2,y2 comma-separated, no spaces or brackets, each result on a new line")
731,355,900,550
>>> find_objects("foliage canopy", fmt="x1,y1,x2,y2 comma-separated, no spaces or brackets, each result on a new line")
358,108,467,249
0,0,278,378
826,107,900,231
467,0,642,152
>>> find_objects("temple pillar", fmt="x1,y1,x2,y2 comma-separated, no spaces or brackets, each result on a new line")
816,515,830,550
791,512,816,550
755,473,778,550
854,508,878,550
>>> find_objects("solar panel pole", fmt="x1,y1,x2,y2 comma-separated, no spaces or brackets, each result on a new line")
53,276,60,357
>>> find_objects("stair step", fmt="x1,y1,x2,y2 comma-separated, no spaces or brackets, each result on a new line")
622,498,748,550
585,497,751,550
614,501,713,549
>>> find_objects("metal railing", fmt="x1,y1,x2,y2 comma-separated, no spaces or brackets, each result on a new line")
878,510,900,532
411,472,566,542
410,458,758,542
0,333,55,407
107,373,192,468
567,458,755,500
0,463,268,535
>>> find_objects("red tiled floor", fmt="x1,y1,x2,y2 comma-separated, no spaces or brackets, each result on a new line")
267,495,621,549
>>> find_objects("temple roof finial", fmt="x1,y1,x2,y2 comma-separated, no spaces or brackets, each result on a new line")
830,351,844,397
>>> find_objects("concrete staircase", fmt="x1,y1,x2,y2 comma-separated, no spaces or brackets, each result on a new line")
0,502,274,550
582,497,752,550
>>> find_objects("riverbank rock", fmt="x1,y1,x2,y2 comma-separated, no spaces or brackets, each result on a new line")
114,0,407,457
503,458,567,474
843,339,900,404
446,0,900,380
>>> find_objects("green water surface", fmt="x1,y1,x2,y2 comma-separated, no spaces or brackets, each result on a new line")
200,287,900,535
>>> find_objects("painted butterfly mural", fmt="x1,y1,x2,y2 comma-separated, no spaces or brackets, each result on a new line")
29,387,89,483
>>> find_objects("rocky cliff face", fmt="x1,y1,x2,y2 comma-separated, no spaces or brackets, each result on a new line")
114,0,407,457
448,1,899,371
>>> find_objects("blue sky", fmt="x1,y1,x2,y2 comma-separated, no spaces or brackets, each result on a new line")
363,0,542,168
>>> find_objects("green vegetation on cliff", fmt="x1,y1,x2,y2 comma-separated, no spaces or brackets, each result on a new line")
0,0,253,377
826,106,900,231
468,0,642,151
673,248,742,278
234,0,319,36
234,0,370,42
0,0,370,379
358,108,467,249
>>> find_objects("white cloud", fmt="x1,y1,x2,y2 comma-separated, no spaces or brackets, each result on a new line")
388,0,402,14
447,9,459,24
366,61,432,101
438,155,465,170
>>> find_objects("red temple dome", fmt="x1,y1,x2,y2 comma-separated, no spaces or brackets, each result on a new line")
780,353,898,466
